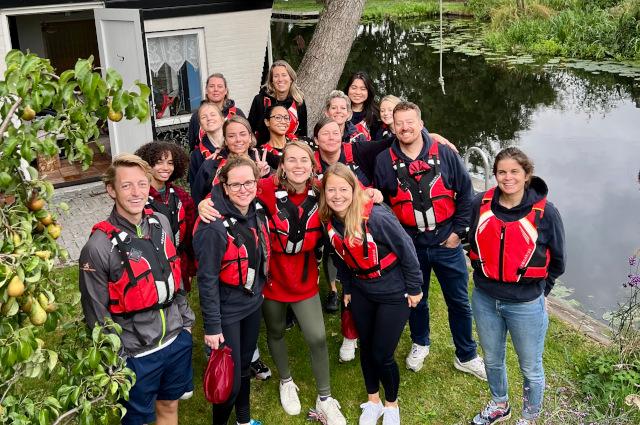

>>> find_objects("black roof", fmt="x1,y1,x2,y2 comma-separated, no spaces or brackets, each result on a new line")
1,1,273,19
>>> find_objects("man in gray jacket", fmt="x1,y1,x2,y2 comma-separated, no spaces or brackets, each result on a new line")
79,154,195,425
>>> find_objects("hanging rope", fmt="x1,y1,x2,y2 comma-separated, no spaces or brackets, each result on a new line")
438,0,446,95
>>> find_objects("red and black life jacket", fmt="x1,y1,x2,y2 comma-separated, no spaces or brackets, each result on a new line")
263,143,284,158
388,142,455,232
326,203,398,280
468,187,550,283
266,186,323,254
219,206,270,294
263,97,299,140
147,186,186,248
91,210,182,315
314,143,357,180
197,105,238,144
354,120,371,141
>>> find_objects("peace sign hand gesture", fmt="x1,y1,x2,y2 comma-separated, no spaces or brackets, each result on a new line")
254,149,271,177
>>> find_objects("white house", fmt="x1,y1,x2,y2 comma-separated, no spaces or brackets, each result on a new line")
0,0,273,184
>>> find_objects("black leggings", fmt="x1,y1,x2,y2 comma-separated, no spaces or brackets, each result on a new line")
350,286,410,402
212,307,262,425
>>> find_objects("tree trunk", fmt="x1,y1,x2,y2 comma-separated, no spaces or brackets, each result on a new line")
297,0,366,134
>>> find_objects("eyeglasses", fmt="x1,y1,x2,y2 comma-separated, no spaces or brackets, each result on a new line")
225,180,257,192
269,114,290,123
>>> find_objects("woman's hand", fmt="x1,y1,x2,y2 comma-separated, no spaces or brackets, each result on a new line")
198,198,222,223
343,293,351,307
406,293,423,308
430,133,458,154
365,187,384,204
204,333,225,350
255,150,271,177
441,232,461,249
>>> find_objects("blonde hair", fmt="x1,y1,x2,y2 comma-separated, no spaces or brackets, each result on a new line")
198,101,224,124
103,153,152,188
275,141,319,194
223,115,257,149
265,60,304,105
319,163,370,244
380,95,401,108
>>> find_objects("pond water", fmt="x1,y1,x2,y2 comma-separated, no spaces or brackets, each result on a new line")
272,18,640,320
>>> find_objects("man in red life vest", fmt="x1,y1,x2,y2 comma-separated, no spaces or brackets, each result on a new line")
374,102,486,381
79,154,195,425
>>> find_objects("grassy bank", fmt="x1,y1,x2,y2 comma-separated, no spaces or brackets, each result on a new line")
273,0,470,20
468,0,640,61
34,265,640,424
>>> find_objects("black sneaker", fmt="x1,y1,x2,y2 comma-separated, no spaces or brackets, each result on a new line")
285,306,296,330
324,291,339,313
470,401,511,424
250,358,272,380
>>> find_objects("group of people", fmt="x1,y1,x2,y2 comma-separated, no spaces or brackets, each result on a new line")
78,59,565,425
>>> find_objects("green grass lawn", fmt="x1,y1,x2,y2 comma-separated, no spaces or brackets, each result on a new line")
42,265,597,424
273,0,470,19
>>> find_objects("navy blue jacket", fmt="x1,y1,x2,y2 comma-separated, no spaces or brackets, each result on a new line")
248,88,308,146
330,204,423,298
469,176,566,302
188,134,219,186
193,185,266,335
373,133,473,247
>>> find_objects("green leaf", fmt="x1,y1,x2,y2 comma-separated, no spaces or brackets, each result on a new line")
59,69,75,85
105,333,121,352
5,49,25,66
106,69,123,91
74,59,91,81
135,81,151,100
47,349,58,371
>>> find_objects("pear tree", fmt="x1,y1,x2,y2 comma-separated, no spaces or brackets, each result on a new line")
0,50,150,425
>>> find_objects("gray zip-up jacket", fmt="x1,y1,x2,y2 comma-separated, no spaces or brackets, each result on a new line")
79,208,195,357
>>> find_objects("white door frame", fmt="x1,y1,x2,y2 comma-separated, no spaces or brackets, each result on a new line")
0,1,105,74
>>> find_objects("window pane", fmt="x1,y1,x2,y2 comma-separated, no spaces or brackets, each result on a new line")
147,33,202,120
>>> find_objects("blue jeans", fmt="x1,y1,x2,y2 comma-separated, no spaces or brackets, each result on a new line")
409,244,477,362
472,287,549,420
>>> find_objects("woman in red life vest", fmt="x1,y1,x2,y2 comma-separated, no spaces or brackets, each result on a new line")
191,115,271,206
320,163,423,425
197,143,347,424
343,71,380,141
193,156,268,425
135,141,196,291
375,95,401,141
188,72,245,151
262,104,291,169
324,90,367,144
188,102,225,188
248,60,308,145
468,148,565,425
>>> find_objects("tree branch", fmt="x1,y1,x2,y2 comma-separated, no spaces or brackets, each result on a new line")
52,393,107,425
0,369,21,404
0,97,23,142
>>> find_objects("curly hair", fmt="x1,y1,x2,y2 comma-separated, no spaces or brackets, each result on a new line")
134,141,188,182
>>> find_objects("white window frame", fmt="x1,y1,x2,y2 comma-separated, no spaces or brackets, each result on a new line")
145,27,207,127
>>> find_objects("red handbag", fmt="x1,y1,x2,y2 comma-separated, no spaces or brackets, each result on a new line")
203,345,234,404
341,307,359,340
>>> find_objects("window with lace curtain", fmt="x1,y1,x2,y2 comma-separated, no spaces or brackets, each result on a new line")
146,29,207,126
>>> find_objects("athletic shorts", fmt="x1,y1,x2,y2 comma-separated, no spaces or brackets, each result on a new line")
122,329,194,425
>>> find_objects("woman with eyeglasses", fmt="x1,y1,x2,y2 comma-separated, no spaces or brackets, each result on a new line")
262,105,292,169
191,115,270,206
319,163,423,425
194,155,268,425
248,60,307,145
198,142,347,424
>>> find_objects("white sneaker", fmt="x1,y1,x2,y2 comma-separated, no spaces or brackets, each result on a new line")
279,379,301,415
339,337,357,363
178,390,193,400
454,356,487,381
405,343,429,372
382,406,400,425
316,396,346,425
359,401,384,425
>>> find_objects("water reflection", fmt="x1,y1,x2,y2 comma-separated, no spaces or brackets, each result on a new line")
272,19,640,317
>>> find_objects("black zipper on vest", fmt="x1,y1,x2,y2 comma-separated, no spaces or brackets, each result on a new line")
499,224,506,282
